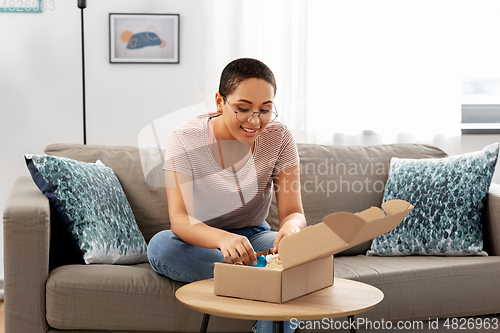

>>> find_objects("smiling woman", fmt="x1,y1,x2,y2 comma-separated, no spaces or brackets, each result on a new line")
213,78,276,147
147,58,306,333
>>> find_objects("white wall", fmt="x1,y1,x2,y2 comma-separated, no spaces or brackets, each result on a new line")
0,0,209,281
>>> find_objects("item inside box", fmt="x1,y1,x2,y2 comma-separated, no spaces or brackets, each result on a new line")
232,249,283,270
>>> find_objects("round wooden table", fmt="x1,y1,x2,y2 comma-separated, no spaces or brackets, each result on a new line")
175,277,384,333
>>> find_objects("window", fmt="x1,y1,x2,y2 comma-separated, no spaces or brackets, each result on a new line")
462,79,500,134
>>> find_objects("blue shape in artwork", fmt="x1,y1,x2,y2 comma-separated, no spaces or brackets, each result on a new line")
127,32,162,50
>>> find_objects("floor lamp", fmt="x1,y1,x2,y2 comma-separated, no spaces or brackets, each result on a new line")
78,0,87,145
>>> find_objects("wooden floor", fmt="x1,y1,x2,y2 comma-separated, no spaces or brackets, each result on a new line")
1,301,4,333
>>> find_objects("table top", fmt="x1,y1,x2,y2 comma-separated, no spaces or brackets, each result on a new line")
175,277,384,321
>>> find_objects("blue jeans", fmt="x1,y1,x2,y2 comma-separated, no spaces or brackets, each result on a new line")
147,221,294,333
147,221,277,282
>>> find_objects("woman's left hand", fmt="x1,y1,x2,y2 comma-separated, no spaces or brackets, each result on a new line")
272,219,301,253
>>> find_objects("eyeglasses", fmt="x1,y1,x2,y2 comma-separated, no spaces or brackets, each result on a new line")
222,95,278,124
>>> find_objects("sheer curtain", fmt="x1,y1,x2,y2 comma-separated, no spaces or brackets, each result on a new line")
204,0,465,154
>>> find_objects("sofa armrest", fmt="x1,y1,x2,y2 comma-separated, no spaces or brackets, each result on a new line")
3,177,50,333
484,183,500,256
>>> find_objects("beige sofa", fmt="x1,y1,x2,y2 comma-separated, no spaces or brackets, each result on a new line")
4,142,500,332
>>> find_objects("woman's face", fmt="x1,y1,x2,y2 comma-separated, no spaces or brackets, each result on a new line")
215,78,275,147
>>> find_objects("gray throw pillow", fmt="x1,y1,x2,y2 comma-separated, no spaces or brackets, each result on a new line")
26,154,148,264
367,143,499,256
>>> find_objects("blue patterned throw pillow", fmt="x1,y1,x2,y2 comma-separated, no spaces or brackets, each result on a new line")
25,154,148,265
367,143,499,256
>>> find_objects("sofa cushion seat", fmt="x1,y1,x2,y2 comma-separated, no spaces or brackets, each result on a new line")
334,255,500,322
46,257,500,331
46,263,253,332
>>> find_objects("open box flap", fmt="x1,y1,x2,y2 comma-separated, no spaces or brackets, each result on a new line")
278,199,413,270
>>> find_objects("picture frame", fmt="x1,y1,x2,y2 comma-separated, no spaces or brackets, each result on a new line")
109,13,179,64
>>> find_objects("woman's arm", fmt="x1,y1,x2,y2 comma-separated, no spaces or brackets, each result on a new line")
165,170,257,265
272,164,307,252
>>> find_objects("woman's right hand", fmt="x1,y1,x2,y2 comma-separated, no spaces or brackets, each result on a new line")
218,233,257,266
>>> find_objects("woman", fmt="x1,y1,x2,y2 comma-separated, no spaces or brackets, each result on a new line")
148,58,305,333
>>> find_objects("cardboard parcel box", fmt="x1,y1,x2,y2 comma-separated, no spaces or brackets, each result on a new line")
214,199,413,303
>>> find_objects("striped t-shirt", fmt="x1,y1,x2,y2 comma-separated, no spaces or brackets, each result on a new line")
163,115,299,230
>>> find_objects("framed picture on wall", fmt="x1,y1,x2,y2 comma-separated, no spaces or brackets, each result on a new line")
109,13,179,64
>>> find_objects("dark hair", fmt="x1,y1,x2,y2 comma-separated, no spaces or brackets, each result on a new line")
218,58,277,98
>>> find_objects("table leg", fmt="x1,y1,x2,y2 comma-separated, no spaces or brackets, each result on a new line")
348,315,356,333
200,313,210,333
272,320,284,333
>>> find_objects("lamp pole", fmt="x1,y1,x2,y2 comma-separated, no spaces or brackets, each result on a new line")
78,0,87,145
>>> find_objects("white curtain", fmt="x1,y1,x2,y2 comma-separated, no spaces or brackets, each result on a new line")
203,0,473,155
